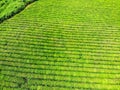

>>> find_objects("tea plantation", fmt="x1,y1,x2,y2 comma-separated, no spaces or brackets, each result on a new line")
0,0,120,90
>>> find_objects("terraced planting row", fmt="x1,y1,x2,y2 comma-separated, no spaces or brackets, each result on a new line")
0,0,120,89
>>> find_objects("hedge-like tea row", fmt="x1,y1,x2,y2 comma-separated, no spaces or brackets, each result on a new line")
0,0,37,23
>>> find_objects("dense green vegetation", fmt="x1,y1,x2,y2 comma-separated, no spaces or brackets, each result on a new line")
0,0,120,89
0,0,37,23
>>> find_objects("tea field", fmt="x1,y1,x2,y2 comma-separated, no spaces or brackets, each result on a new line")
0,0,120,90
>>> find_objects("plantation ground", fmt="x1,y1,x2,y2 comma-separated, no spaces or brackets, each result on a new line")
0,0,120,89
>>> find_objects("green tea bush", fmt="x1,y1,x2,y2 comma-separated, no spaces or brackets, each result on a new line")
0,0,37,23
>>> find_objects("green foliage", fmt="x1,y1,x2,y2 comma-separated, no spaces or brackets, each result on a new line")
0,0,120,89
0,0,37,23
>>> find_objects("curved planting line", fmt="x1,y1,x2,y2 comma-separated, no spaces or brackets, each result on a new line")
0,0,38,24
